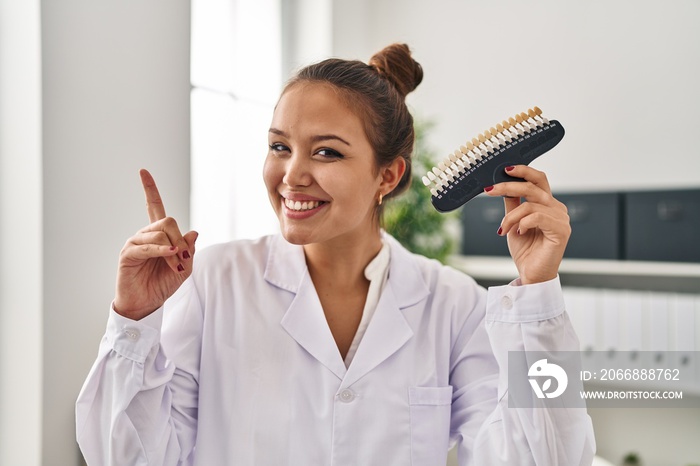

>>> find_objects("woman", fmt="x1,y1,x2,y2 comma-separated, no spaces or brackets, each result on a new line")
76,44,595,465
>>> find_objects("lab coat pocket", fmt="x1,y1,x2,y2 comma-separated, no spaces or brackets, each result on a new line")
408,386,453,466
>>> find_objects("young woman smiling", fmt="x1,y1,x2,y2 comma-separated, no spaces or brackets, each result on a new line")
77,44,595,466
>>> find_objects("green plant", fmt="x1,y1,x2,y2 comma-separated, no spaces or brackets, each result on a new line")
383,119,459,263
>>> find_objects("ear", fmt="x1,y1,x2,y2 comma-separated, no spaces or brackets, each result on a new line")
378,157,406,195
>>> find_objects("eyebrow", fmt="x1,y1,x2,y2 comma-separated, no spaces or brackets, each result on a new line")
269,128,352,147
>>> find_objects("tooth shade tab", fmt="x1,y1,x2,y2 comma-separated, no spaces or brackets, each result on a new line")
482,136,496,151
471,148,484,160
488,127,504,145
472,135,483,155
527,108,542,126
517,112,531,128
522,112,539,130
496,124,512,142
513,114,528,132
508,117,525,135
532,106,548,124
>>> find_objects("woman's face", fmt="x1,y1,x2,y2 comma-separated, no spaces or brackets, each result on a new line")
263,82,382,246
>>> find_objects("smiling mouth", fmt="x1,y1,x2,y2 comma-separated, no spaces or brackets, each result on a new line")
283,198,327,212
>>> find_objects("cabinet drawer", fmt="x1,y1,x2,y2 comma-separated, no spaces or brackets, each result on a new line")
460,195,509,256
460,192,623,259
624,189,700,262
557,192,622,260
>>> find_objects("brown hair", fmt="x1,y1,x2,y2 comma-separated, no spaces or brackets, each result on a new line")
283,43,423,204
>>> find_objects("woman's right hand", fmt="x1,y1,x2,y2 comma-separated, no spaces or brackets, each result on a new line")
113,169,198,320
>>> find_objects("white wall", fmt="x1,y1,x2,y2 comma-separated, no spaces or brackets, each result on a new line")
281,0,333,79
41,1,191,463
0,0,43,465
333,0,700,194
1,1,191,465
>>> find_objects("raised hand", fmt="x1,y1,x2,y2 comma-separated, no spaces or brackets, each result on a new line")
113,169,198,320
484,165,571,285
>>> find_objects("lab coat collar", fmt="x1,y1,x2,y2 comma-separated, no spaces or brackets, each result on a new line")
264,233,429,307
266,234,430,382
263,234,308,293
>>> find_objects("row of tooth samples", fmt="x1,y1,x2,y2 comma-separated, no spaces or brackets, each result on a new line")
422,107,550,197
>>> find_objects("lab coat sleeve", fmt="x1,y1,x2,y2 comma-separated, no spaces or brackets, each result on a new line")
76,277,203,466
449,276,596,466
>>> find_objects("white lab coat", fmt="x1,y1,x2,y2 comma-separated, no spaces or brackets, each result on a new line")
76,233,596,466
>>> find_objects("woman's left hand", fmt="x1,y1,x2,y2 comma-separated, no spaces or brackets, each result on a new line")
484,165,571,285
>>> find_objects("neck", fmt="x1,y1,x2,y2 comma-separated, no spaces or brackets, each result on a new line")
303,228,383,291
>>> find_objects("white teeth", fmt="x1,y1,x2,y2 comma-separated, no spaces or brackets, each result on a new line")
284,198,322,211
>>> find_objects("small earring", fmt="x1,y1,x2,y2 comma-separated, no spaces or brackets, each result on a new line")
378,192,383,206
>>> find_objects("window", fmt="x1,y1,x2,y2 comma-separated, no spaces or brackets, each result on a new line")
191,0,282,246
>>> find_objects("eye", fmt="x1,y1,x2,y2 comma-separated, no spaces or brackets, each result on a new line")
269,143,290,154
315,148,344,160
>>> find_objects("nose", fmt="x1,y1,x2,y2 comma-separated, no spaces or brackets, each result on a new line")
282,152,312,187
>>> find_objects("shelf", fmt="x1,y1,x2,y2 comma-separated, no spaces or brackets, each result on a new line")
448,255,700,293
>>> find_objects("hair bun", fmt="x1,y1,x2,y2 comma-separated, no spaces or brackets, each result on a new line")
369,43,423,98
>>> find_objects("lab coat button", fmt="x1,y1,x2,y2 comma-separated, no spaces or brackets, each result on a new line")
501,295,513,310
338,389,356,403
124,328,140,341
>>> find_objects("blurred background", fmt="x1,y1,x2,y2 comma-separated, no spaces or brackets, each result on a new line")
1,0,698,465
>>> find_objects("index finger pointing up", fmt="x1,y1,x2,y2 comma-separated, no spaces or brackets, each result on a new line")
140,169,167,223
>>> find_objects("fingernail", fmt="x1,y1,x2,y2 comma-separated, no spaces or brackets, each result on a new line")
183,250,191,260
517,228,521,235
505,166,515,172
497,226,503,235
170,246,177,251
484,185,494,192
177,264,185,272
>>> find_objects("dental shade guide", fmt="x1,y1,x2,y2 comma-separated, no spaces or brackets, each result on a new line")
422,107,565,213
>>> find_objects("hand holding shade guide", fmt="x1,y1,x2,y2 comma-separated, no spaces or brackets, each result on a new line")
422,107,565,212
